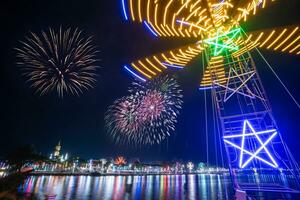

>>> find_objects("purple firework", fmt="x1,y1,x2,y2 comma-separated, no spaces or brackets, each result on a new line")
105,95,142,145
105,75,183,145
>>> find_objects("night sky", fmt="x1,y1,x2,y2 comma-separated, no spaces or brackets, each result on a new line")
1,0,300,163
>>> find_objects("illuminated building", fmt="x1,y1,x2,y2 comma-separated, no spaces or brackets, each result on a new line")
187,162,195,172
54,141,61,158
49,141,69,163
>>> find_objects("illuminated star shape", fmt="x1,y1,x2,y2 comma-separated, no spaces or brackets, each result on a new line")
213,67,264,102
203,28,241,56
223,120,278,169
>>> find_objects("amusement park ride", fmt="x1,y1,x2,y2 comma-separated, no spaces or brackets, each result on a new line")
121,0,300,195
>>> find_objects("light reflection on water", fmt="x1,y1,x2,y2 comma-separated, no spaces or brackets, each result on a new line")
0,171,7,177
18,174,233,200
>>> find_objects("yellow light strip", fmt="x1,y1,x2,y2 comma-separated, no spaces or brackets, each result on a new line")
175,55,190,62
245,34,253,43
198,9,207,17
170,14,180,36
187,48,199,55
252,32,264,45
267,29,287,49
179,49,193,58
210,59,223,63
170,51,183,61
138,60,156,75
233,0,275,24
191,0,201,11
274,27,299,50
282,35,300,52
160,24,171,36
164,0,173,26
262,0,267,8
289,44,300,53
146,58,162,72
161,53,173,64
260,30,275,47
131,63,151,79
138,0,142,22
145,0,163,36
146,0,150,22
175,53,190,60
169,58,187,65
184,29,191,37
179,20,207,31
170,51,186,64
153,4,166,36
153,56,167,69
129,0,135,21
176,0,191,15
148,21,162,36
186,6,202,21
165,25,175,36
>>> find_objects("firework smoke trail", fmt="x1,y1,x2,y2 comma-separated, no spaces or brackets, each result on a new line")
105,76,183,146
15,27,99,97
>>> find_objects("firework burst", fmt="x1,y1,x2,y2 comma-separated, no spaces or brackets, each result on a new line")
15,27,99,97
132,76,183,145
105,95,142,145
105,76,183,146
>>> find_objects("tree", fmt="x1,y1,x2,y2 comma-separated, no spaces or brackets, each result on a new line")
6,145,45,172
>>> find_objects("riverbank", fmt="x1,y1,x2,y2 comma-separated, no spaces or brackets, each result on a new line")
30,171,229,176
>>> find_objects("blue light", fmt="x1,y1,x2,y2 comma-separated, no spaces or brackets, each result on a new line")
176,20,190,26
223,120,278,169
124,65,146,82
121,0,128,20
198,86,214,90
162,62,184,69
143,21,158,37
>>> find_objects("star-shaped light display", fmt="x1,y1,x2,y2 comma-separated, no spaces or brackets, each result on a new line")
203,28,241,56
223,120,278,168
213,67,265,102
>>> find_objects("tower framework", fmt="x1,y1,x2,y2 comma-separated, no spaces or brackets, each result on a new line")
120,0,300,195
199,30,300,194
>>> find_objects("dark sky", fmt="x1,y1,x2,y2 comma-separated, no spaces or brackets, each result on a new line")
0,0,299,163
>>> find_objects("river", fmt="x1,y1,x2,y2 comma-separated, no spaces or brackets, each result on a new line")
17,174,300,199
18,174,233,199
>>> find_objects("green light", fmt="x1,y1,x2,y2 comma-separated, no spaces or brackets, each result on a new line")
205,41,239,50
204,28,241,56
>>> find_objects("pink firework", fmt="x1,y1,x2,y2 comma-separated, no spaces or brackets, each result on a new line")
105,95,142,145
137,90,165,122
105,75,183,145
114,98,140,133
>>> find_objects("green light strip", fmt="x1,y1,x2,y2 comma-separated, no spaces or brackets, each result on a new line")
203,28,241,56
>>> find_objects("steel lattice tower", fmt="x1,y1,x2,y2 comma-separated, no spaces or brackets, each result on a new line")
199,29,300,193
121,0,300,195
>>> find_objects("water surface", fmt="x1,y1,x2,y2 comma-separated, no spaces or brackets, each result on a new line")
18,174,233,200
